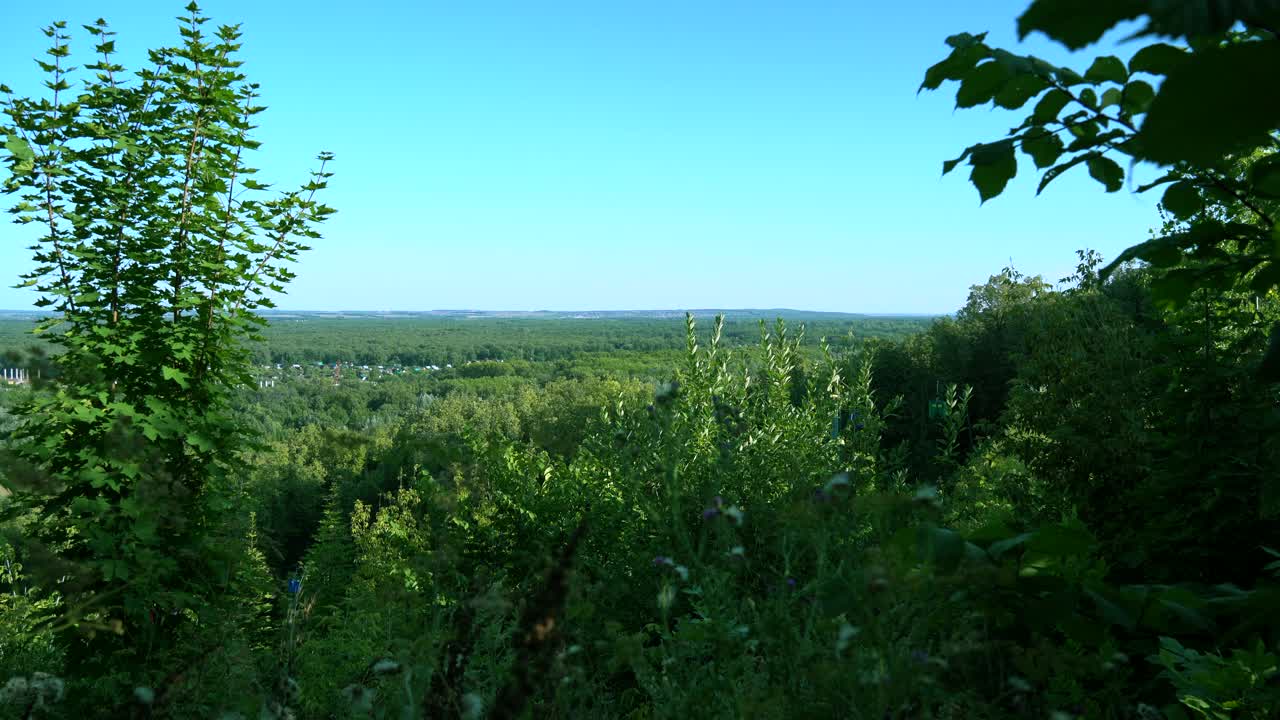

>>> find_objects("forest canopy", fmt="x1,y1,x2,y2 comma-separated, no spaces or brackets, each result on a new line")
0,1,1278,719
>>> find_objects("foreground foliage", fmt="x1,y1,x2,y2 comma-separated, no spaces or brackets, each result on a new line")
0,2,1278,719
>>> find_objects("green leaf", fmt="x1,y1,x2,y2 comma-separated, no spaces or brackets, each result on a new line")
188,432,214,453
918,525,965,572
1103,233,1188,276
1151,268,1200,309
4,134,35,162
993,73,1049,109
920,44,990,92
1161,181,1203,220
1085,55,1128,84
1085,584,1137,630
1021,129,1065,169
1128,43,1189,76
1037,153,1092,194
1120,79,1156,115
1087,154,1124,192
1100,87,1122,109
1248,262,1280,294
161,366,190,389
1032,89,1071,123
1139,42,1280,166
956,61,1012,108
945,31,988,49
942,145,975,175
1016,0,1145,50
968,141,1017,203
1137,4,1277,40
1249,154,1280,199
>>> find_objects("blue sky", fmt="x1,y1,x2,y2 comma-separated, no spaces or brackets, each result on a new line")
1,1,1162,313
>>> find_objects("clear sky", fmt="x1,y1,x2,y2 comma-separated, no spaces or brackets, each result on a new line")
1,1,1162,313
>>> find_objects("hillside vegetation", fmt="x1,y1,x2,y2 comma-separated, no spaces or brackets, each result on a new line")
1,2,1279,719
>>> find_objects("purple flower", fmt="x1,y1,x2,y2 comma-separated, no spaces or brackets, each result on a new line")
786,577,797,588
653,556,671,567
702,507,721,520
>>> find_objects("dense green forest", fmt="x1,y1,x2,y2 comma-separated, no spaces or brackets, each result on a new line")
0,311,934,368
2,2,1280,719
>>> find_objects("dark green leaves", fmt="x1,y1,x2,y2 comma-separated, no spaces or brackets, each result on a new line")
1032,89,1071,123
994,73,1050,109
1138,2,1280,41
1084,55,1128,84
956,61,1012,108
1087,154,1124,191
1249,154,1280,198
969,141,1018,202
1139,42,1280,165
1021,128,1065,168
1120,80,1156,115
1128,42,1188,76
1161,181,1203,219
1037,153,1092,194
929,7,1279,323
920,41,991,92
1017,0,1145,49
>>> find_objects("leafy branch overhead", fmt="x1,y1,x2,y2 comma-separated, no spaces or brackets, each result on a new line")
923,0,1280,374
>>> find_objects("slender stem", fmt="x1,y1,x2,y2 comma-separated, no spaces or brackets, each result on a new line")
234,156,330,313
36,27,77,316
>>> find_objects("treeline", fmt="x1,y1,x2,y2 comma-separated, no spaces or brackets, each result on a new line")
246,315,932,366
0,315,933,368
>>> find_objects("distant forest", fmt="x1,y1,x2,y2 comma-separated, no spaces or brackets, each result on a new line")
0,312,934,367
